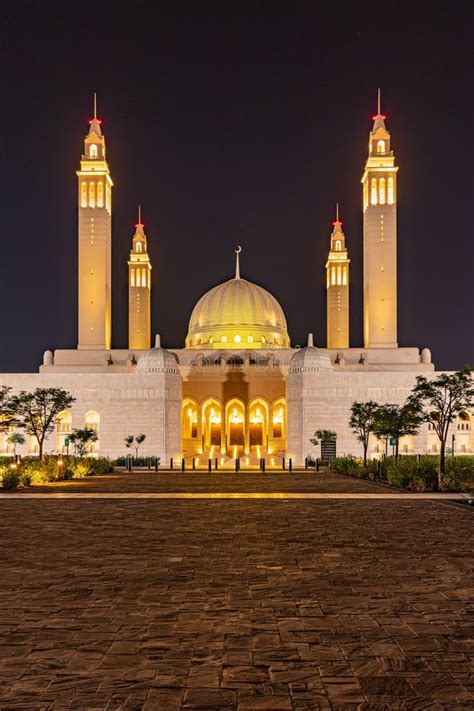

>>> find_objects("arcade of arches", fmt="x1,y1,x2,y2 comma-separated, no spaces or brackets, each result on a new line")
182,396,286,458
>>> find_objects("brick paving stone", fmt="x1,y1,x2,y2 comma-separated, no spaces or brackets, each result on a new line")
0,472,473,708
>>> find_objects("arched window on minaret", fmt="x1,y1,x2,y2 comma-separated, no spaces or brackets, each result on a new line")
105,185,111,212
141,268,147,287
331,266,336,286
136,242,142,253
335,239,341,251
131,269,135,287
370,178,378,205
148,271,151,288
81,182,87,208
89,144,98,158
388,177,394,204
89,182,95,208
342,267,347,286
379,178,386,205
97,182,104,208
337,266,342,285
363,181,369,211
377,140,385,154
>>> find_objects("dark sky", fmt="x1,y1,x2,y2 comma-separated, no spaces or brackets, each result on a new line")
1,1,473,372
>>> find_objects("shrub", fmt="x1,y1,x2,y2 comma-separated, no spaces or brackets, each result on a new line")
1,468,20,490
113,456,159,467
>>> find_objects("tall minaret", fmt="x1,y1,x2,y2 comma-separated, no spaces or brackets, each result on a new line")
326,204,350,348
361,89,399,348
77,94,113,350
128,207,152,350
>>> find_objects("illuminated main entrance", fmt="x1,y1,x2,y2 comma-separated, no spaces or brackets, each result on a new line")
181,397,286,459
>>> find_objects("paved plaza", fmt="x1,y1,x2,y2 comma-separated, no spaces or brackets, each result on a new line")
0,472,473,709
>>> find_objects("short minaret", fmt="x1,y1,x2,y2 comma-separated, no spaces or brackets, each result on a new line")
325,204,350,348
361,89,399,348
128,206,152,350
77,94,113,350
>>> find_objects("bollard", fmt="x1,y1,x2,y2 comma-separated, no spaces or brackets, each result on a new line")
235,458,239,473
316,458,320,472
181,458,185,472
282,457,285,470
155,458,159,472
215,457,218,471
170,457,173,470
305,457,308,470
289,458,293,472
262,458,266,473
147,458,151,470
192,457,195,470
208,458,212,473
260,458,263,472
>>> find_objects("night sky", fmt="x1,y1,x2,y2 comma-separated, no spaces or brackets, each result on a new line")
1,1,473,372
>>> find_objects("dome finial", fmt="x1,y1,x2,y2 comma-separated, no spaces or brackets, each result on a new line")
235,245,242,279
155,334,161,348
308,333,314,347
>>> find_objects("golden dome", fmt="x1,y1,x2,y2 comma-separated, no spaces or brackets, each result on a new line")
186,276,290,349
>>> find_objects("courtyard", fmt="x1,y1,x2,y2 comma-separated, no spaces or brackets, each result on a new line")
0,471,473,709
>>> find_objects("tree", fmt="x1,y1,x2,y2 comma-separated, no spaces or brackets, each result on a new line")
69,428,98,457
348,401,380,467
7,432,26,456
125,433,146,459
372,403,423,459
310,429,337,446
0,386,15,432
407,366,474,485
11,388,75,461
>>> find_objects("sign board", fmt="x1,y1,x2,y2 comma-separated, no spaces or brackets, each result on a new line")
321,440,336,460
64,438,70,446
389,437,397,446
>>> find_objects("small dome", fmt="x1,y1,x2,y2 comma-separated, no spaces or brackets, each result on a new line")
420,347,432,364
136,335,180,374
290,334,332,374
186,277,290,349
43,350,54,366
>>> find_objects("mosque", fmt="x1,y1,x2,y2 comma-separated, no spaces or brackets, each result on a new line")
1,95,472,464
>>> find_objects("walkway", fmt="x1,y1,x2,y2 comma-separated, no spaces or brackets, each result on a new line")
0,471,473,709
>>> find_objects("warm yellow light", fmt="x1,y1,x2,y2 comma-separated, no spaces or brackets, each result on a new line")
233,334,241,343
233,445,237,460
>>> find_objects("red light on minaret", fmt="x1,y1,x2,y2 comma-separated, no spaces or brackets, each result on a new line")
372,114,387,121
88,118,102,125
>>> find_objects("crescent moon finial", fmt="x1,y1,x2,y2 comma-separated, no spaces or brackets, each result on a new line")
234,245,242,279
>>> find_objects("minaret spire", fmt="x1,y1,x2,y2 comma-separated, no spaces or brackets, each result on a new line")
377,87,381,115
336,202,339,222
93,92,97,120
138,204,142,225
235,245,242,279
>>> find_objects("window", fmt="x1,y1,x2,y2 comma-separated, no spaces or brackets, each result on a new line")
342,266,347,286
84,412,100,453
90,144,98,158
370,178,378,205
388,177,394,204
248,335,254,343
379,178,386,205
336,266,342,285
377,139,385,154
363,181,369,211
331,266,336,286
97,182,104,207
106,184,111,212
141,268,147,287
136,242,142,253
89,182,95,208
81,182,87,208
221,335,227,343
335,239,341,251
131,269,135,287
233,335,241,343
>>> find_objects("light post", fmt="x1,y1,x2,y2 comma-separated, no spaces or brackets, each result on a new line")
452,433,455,458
